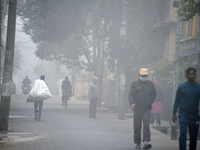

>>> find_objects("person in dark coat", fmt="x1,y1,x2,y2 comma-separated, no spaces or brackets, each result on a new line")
61,76,72,106
150,80,164,126
21,76,31,92
22,76,31,85
128,68,156,149
88,76,99,118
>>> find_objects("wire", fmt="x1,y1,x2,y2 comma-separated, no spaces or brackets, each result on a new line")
153,1,162,22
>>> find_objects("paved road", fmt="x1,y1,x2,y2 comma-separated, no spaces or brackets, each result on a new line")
0,94,194,150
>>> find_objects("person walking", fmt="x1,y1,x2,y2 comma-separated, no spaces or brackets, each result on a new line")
88,76,99,118
61,76,72,106
172,67,200,150
128,68,156,149
150,80,164,126
34,75,46,121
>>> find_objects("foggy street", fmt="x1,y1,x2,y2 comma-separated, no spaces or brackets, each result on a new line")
0,95,184,150
0,0,200,150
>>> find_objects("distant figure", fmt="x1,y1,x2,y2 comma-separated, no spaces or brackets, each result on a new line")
34,75,46,121
22,76,31,85
150,80,164,126
172,67,200,150
61,76,72,106
128,68,156,149
88,76,99,118
22,76,32,95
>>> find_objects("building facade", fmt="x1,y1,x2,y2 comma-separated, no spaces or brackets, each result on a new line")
179,9,200,76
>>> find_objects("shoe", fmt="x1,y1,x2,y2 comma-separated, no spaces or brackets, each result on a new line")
34,117,37,120
135,144,141,149
143,144,152,149
38,118,41,121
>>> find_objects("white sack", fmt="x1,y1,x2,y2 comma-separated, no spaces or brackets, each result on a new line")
27,79,52,102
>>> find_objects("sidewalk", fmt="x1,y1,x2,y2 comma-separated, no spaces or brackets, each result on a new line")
0,95,195,149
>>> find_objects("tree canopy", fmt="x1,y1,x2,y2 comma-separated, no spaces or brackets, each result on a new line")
18,0,93,43
178,0,200,21
18,0,165,73
104,0,165,72
18,0,94,68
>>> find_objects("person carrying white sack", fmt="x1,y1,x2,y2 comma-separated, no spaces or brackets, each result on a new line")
27,75,52,121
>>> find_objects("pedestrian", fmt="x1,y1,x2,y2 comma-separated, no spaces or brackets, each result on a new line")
150,80,164,126
88,76,99,118
172,67,200,150
61,76,72,106
34,75,46,121
128,68,156,149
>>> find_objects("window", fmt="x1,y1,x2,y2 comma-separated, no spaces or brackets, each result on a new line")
181,21,186,39
187,19,193,37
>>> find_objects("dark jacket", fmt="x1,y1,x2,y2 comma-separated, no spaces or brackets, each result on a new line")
128,79,156,110
22,78,31,85
61,80,72,100
154,86,164,102
61,80,71,91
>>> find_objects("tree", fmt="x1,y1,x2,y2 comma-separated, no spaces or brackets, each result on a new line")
151,60,174,79
17,0,165,74
17,0,94,43
17,0,96,69
35,36,86,68
82,0,165,74
103,0,165,72
150,60,194,87
33,61,57,91
178,0,200,21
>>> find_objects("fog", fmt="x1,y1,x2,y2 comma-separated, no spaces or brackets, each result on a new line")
0,0,198,150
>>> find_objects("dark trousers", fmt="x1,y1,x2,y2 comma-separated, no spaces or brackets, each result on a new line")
134,108,151,144
62,89,70,103
150,113,161,125
89,97,98,117
179,114,199,150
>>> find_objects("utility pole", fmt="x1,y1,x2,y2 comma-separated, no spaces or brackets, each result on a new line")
97,33,104,108
118,0,128,120
0,0,2,80
71,64,76,96
0,0,17,131
171,0,181,140
94,32,103,108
